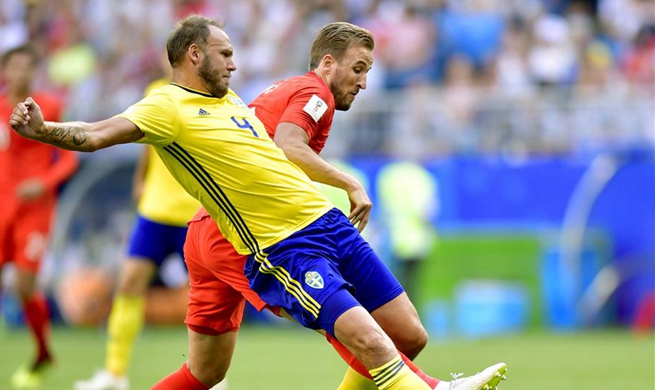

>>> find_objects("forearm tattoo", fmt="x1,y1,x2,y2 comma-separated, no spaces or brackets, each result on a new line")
48,125,87,146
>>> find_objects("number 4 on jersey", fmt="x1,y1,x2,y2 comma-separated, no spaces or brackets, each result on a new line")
231,116,258,138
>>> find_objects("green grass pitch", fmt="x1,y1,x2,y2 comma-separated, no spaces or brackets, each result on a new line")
1,324,653,389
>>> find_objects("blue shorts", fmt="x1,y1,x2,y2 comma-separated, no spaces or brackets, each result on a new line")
245,208,404,336
127,215,188,267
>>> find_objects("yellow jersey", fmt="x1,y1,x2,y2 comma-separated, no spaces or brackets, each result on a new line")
117,83,333,255
136,78,200,226
144,78,169,96
137,145,201,226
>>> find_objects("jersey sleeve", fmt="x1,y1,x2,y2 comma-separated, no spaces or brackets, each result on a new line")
116,91,180,147
278,84,332,141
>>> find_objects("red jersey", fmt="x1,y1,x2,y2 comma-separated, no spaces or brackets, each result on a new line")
0,92,78,208
249,71,335,154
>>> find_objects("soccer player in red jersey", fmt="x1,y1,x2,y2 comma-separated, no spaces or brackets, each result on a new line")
0,44,79,389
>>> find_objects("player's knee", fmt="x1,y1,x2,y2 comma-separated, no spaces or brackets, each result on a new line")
350,327,397,360
403,326,428,359
116,260,154,295
15,285,35,302
115,279,148,295
396,325,428,359
14,277,37,301
188,361,227,387
204,371,227,387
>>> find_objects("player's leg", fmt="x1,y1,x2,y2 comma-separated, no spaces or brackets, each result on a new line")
328,333,439,389
15,267,52,365
72,257,154,390
105,259,156,372
336,209,507,390
75,216,187,390
321,209,506,390
108,217,188,378
318,286,435,389
152,215,245,389
334,285,490,388
371,292,427,357
10,207,55,389
339,227,427,359
152,328,237,390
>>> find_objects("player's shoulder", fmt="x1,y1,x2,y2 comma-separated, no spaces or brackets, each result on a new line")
144,78,170,97
149,83,177,97
121,85,178,120
264,72,328,96
285,73,335,110
140,84,178,106
225,89,250,109
291,72,330,93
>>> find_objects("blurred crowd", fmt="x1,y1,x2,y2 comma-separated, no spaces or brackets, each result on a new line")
0,0,653,156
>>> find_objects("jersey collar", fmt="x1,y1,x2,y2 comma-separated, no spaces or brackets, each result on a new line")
170,82,215,98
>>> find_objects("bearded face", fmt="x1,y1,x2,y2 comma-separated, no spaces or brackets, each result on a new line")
198,52,230,98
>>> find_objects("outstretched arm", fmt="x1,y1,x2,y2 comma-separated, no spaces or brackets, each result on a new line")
274,122,372,232
10,97,144,152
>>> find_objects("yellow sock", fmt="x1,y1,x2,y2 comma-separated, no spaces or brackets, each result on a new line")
105,294,145,376
336,366,377,390
369,355,432,390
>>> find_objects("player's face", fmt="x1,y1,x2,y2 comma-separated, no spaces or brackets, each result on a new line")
330,45,373,111
2,53,36,94
198,26,237,98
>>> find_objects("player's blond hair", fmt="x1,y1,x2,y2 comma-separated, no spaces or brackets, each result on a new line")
166,14,224,67
309,22,375,70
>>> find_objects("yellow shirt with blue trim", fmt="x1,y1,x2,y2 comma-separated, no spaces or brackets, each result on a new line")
137,145,201,226
117,83,333,255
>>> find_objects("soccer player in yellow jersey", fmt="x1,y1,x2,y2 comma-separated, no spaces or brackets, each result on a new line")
10,15,506,390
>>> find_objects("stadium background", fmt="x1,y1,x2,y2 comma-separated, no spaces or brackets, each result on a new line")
0,0,653,389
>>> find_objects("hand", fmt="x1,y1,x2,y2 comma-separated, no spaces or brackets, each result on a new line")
346,183,372,233
16,178,47,201
9,97,45,140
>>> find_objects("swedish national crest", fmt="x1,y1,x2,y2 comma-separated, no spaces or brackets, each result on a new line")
304,271,324,289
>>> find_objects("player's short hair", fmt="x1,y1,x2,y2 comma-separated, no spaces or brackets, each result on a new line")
309,22,375,70
166,14,224,67
1,44,39,68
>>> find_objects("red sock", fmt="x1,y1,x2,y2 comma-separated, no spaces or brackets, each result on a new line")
633,292,655,333
23,293,52,362
151,363,210,390
326,333,440,388
404,356,441,388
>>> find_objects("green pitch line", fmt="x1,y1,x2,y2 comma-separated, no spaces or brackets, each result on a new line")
0,325,653,390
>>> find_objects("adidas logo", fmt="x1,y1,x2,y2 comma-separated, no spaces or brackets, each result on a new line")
198,108,211,116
